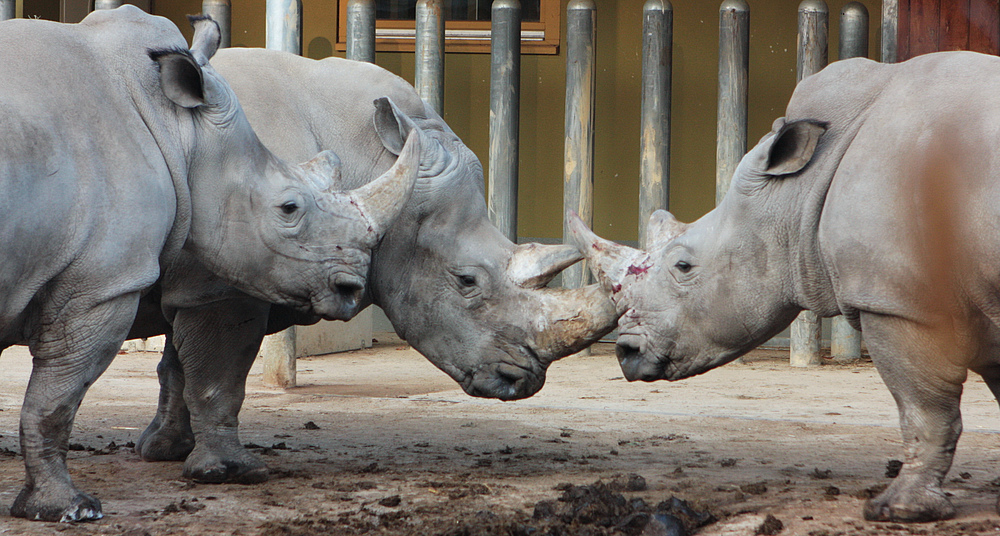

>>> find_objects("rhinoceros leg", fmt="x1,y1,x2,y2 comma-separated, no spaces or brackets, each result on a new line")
135,333,196,462
10,293,139,522
170,299,270,484
860,313,966,523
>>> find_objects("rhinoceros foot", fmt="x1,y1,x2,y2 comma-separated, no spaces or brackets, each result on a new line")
182,443,269,484
10,484,103,522
135,418,196,462
863,477,955,523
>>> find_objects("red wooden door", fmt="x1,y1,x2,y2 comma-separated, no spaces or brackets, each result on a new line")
898,0,1000,60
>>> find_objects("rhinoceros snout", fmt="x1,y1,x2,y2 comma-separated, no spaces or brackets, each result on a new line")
313,272,366,321
616,334,664,382
465,363,544,401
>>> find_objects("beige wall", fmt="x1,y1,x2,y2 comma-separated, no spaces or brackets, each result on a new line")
158,0,881,243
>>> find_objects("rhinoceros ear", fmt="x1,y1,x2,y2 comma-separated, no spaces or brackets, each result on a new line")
765,120,827,176
151,49,206,109
373,97,422,156
188,15,221,64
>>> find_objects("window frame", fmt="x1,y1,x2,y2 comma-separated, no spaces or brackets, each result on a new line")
335,0,560,54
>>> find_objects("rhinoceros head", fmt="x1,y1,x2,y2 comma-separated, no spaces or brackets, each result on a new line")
153,17,417,321
569,119,827,381
368,98,618,401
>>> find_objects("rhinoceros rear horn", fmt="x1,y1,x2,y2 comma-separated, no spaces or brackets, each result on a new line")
508,243,583,289
348,131,421,245
646,210,687,246
566,211,646,294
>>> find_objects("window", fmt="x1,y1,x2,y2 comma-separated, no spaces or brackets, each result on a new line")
336,0,559,54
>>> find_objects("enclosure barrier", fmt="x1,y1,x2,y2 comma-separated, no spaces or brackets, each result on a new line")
415,0,445,115
488,0,522,243
830,1,868,362
262,0,304,388
639,0,673,249
203,0,232,49
266,0,302,55
94,0,122,9
881,0,898,63
789,0,828,368
715,0,749,206
346,0,376,63
0,0,13,21
562,0,597,293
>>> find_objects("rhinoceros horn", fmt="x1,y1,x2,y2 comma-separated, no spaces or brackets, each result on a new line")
646,209,687,245
565,211,647,304
507,243,583,289
343,130,421,246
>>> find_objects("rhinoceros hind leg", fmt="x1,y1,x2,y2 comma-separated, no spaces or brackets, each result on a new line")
10,485,103,522
135,335,196,461
15,292,140,522
863,475,956,522
859,312,967,523
182,441,269,484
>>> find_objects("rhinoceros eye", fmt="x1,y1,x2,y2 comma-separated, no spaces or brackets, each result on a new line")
458,274,477,287
281,201,299,215
674,260,693,274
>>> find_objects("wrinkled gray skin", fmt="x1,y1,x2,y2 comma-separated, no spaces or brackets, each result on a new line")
132,49,618,487
0,9,417,523
570,51,1000,523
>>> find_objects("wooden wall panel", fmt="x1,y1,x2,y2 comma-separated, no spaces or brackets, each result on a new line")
970,0,1000,53
899,0,999,59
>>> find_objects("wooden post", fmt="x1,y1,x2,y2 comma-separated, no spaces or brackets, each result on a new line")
639,0,672,249
262,0,303,388
488,0,521,243
790,0,828,368
716,0,749,206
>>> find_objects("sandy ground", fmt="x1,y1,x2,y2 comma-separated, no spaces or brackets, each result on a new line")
2,336,1000,535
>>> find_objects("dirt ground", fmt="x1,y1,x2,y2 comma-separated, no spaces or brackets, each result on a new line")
2,336,1000,536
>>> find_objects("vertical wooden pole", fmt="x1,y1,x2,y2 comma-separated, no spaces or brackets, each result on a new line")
639,0,672,249
790,0,828,368
716,0,749,206
489,0,521,243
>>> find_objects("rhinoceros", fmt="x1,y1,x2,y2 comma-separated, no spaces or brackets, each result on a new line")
569,51,1000,523
130,48,618,484
0,9,417,522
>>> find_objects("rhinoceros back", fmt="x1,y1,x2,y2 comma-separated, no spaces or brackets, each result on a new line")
0,8,183,342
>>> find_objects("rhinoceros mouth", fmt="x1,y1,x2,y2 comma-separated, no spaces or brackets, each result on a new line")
461,351,545,401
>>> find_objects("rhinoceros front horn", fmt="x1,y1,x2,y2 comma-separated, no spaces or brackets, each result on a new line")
347,131,421,246
565,211,647,298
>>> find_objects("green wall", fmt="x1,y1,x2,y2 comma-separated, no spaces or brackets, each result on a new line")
158,0,881,243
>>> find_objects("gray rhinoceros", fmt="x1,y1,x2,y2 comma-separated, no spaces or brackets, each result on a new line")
0,9,416,522
570,51,1000,523
131,48,618,484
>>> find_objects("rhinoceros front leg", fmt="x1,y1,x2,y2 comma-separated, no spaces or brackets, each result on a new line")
860,313,967,523
171,299,270,484
10,293,139,522
135,333,196,462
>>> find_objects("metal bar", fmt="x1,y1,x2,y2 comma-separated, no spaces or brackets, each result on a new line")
203,0,232,49
839,1,868,60
415,0,445,115
716,0,749,206
562,0,596,291
347,0,376,63
881,0,898,63
0,0,13,21
488,0,521,242
829,1,868,363
790,0,828,368
94,0,122,9
639,0,672,249
266,0,302,55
